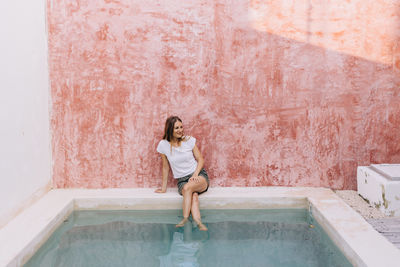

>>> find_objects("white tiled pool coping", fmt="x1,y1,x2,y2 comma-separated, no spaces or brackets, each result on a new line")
1,187,399,267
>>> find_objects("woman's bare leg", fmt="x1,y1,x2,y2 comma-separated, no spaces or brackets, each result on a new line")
176,177,208,228
190,193,201,222
191,192,208,231
175,186,195,227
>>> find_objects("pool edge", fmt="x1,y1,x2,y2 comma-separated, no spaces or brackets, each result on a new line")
1,187,399,267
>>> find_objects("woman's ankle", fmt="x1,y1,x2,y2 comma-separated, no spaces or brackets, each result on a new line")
176,217,189,227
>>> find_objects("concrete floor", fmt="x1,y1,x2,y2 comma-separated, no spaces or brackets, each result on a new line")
336,190,400,250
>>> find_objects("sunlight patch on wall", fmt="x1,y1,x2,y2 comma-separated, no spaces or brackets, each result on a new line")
248,0,399,67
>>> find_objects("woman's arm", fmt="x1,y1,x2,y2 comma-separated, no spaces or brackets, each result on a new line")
190,144,204,180
155,154,169,193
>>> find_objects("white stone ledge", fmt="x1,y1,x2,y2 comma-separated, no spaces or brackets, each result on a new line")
0,187,399,267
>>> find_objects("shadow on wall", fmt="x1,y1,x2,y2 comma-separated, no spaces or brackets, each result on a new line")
47,0,400,189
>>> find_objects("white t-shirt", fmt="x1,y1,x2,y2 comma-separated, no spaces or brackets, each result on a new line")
156,136,197,178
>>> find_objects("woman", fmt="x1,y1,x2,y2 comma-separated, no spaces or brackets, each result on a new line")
155,116,209,231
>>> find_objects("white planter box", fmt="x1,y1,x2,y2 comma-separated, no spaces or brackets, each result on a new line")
357,165,400,217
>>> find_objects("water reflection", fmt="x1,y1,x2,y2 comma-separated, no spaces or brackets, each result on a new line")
38,220,207,267
159,221,207,267
24,210,352,267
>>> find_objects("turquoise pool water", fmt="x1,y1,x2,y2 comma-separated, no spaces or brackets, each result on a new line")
24,209,352,267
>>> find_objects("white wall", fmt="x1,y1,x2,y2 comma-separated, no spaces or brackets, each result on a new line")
0,1,51,227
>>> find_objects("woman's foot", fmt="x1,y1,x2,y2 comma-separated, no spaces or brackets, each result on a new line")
198,222,208,231
176,217,189,228
194,219,208,231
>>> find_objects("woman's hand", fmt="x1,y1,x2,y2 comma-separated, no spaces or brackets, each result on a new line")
189,175,201,183
155,188,167,193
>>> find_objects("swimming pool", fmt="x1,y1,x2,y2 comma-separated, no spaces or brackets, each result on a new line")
24,209,352,266
1,187,400,266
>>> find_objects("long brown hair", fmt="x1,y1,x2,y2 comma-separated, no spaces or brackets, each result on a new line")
163,116,183,142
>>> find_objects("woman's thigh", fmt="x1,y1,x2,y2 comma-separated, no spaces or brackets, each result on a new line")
186,176,208,193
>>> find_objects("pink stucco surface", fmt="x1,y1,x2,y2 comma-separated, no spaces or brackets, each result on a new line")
48,0,400,189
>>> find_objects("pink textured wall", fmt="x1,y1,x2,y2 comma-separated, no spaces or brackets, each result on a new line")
48,0,400,189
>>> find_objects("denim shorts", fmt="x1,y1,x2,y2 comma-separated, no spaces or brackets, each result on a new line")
177,168,209,195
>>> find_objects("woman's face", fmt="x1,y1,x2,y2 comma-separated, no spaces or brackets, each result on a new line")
173,121,183,140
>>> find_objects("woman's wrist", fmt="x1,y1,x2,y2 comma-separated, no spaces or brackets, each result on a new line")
193,167,202,177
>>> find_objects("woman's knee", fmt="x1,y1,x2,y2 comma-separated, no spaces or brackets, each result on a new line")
182,183,193,194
